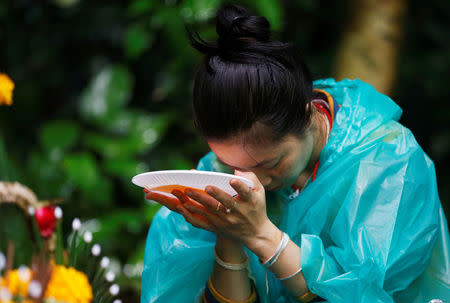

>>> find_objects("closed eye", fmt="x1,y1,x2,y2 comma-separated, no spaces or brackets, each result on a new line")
265,158,281,169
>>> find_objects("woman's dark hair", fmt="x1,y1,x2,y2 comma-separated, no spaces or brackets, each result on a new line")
187,4,314,143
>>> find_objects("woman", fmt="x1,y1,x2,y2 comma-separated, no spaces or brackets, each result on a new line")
141,4,449,303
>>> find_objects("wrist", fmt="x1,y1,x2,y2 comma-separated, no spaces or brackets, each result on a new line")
244,219,282,261
215,236,246,263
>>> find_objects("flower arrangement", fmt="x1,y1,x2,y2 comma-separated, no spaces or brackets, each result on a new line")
0,182,123,303
0,73,14,106
1,75,122,303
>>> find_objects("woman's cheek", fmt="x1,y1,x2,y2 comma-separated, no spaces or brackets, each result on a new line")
271,162,291,178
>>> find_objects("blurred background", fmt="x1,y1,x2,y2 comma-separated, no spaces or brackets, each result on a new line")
0,0,448,301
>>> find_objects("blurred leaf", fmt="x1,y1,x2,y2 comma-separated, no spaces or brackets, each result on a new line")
100,110,172,135
124,23,154,60
0,204,33,267
149,149,194,170
84,133,129,158
79,65,134,125
127,242,146,264
62,153,112,207
99,209,145,234
40,120,80,152
103,158,146,180
151,71,180,102
92,209,148,257
143,202,162,222
84,111,172,158
127,0,155,17
253,0,283,31
62,153,100,192
84,133,153,159
81,177,113,208
156,7,196,57
179,0,220,23
28,151,68,198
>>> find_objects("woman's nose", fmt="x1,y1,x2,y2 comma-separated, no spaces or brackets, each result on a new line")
255,173,271,187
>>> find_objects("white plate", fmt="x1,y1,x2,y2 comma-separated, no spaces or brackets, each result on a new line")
131,170,254,197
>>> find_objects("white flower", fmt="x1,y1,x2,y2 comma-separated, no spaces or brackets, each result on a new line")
28,280,42,298
54,206,63,219
91,244,101,256
0,252,5,271
113,300,122,303
100,256,110,268
18,265,31,282
123,264,134,277
72,218,81,231
105,271,115,282
0,287,12,301
109,284,120,296
27,206,35,216
83,231,93,243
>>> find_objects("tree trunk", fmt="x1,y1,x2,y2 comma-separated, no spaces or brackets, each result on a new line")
333,0,407,95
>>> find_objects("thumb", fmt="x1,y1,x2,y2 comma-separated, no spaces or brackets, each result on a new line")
234,169,262,191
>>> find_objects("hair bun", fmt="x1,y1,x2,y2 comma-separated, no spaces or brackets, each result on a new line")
186,4,292,68
216,4,271,49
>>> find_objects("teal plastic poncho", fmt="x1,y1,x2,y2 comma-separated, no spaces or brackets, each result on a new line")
141,79,450,303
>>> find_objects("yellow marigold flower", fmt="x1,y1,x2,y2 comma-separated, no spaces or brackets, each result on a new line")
0,267,31,296
45,265,93,303
0,73,15,106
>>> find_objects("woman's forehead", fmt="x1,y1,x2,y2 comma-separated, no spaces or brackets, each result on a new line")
208,136,291,169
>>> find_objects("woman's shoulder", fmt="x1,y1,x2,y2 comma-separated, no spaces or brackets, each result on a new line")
317,78,427,164
314,78,403,123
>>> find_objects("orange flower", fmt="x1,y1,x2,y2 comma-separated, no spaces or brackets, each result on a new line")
0,267,31,297
44,265,93,303
0,73,15,106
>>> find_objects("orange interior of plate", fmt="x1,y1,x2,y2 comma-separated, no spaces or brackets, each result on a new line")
148,184,207,194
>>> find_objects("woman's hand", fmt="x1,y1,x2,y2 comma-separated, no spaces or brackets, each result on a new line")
144,188,213,225
143,188,181,212
178,170,280,253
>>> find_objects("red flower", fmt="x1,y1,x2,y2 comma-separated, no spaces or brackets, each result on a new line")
34,206,57,238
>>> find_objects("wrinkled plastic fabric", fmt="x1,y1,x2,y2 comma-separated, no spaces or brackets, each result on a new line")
141,79,450,303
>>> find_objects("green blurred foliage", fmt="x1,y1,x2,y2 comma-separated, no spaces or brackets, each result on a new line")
0,0,449,301
0,204,34,267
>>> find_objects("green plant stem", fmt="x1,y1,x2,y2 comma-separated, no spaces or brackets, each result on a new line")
68,230,78,266
56,220,63,264
31,217,43,253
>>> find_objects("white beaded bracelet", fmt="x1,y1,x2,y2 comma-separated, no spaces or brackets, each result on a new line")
214,248,249,271
263,232,290,268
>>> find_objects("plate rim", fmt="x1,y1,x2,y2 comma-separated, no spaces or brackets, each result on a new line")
131,169,254,188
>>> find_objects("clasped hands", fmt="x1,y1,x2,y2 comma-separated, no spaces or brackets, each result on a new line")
144,170,273,247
